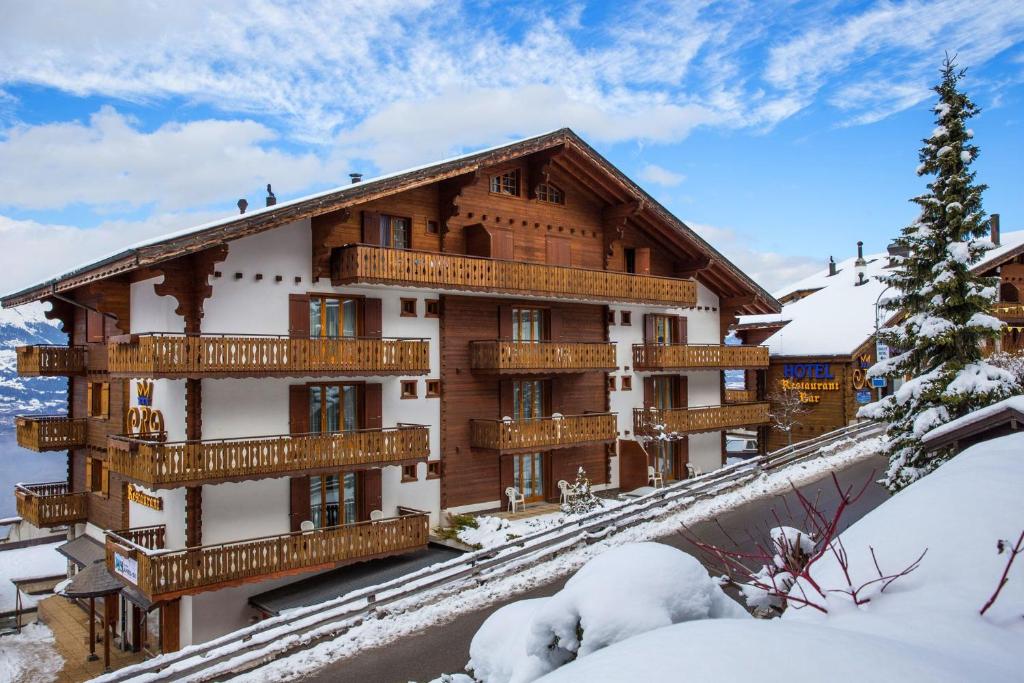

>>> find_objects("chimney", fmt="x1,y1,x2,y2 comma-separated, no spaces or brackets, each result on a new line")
237,198,248,214
349,173,363,184
856,240,864,260
887,239,909,266
990,213,1000,246
828,256,837,277
266,184,277,207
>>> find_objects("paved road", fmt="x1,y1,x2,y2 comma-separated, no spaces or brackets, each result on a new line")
302,455,890,683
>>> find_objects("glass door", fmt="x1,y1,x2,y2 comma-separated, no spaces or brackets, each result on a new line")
310,295,359,338
652,315,676,345
308,383,361,527
513,452,545,502
651,376,677,480
513,379,546,420
512,308,545,342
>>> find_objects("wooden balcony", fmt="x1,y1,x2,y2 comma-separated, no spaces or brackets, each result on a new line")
724,389,758,403
632,344,769,371
107,426,430,488
470,340,617,374
105,513,430,600
15,415,87,452
633,402,771,436
470,413,617,453
107,333,430,378
332,244,698,306
992,303,1024,322
16,345,86,376
15,482,89,528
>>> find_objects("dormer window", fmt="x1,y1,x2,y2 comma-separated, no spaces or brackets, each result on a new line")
490,169,520,197
536,183,564,205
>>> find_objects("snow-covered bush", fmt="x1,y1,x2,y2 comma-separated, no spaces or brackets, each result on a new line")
986,350,1024,389
465,542,746,682
737,526,815,615
560,467,601,515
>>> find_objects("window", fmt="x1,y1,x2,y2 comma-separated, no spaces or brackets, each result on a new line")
86,310,106,343
512,308,546,341
608,375,616,391
536,183,564,204
620,311,632,326
309,384,360,433
401,298,417,317
309,472,357,527
378,214,411,249
653,376,675,409
402,464,418,482
425,299,440,318
427,461,441,479
652,315,676,345
87,382,109,419
513,379,546,419
427,220,440,235
621,376,633,391
86,457,108,495
607,309,616,325
489,169,520,197
426,379,441,398
310,295,359,338
401,380,418,399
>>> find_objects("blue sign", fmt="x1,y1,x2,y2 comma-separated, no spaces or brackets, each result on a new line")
855,389,872,404
871,377,887,389
782,363,835,380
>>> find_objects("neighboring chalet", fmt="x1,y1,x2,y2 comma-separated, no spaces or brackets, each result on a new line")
734,216,1024,453
3,128,778,651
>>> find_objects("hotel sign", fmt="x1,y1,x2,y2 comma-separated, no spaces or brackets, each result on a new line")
113,552,139,584
127,484,163,511
780,363,839,404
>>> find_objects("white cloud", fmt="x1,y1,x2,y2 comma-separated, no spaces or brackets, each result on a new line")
0,107,347,211
688,221,821,293
638,164,687,187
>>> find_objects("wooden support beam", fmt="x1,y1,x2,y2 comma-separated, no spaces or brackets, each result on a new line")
601,200,645,270
153,245,229,334
721,294,758,309
311,208,349,281
438,170,480,251
674,254,713,278
41,296,76,335
526,145,565,199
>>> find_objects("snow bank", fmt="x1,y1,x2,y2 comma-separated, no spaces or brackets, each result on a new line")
540,433,1024,682
0,622,64,683
467,543,747,682
0,542,66,611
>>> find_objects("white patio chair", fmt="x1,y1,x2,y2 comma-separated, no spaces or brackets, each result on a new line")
557,479,571,505
369,509,384,521
686,464,703,479
648,466,664,488
506,486,525,513
299,520,315,533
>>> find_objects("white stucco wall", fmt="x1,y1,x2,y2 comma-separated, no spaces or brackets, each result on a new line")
130,275,185,334
201,479,291,545
127,486,187,549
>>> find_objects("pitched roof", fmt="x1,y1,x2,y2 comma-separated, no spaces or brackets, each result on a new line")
1,128,779,314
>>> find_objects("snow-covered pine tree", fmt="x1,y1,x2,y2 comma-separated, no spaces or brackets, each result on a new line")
859,56,1018,493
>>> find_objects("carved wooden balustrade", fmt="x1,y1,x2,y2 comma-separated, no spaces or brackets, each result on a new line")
633,402,771,436
470,341,617,373
105,513,430,599
724,389,758,403
15,482,89,527
992,303,1024,321
108,333,430,378
470,413,618,453
332,245,698,306
632,344,769,370
16,345,86,376
15,415,87,452
108,426,430,488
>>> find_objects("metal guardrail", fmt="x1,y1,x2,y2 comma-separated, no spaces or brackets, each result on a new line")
94,420,885,683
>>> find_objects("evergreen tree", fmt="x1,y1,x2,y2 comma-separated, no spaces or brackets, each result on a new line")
860,56,1017,493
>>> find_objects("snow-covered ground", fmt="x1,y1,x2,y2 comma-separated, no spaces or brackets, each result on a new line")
224,434,883,682
0,541,66,612
459,500,624,550
533,432,1024,682
0,623,64,683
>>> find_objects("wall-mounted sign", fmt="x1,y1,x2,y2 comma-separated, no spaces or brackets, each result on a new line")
127,484,163,511
127,379,165,437
855,389,872,404
871,377,887,389
876,343,890,363
783,363,835,380
780,362,839,404
113,552,139,584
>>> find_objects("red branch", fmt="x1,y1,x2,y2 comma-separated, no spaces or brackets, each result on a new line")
980,530,1024,616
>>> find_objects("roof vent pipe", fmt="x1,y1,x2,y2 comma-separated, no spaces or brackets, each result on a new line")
349,173,363,184
237,198,248,214
990,213,1000,246
266,184,277,207
828,256,837,277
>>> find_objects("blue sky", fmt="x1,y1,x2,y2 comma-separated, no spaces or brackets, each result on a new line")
0,0,1022,293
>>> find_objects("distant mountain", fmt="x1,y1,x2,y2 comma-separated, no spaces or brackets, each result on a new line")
0,303,67,425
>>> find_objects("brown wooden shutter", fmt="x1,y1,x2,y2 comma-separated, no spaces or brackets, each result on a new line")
87,310,105,343
364,383,382,430
362,298,382,338
674,316,688,344
288,294,310,339
288,384,311,531
289,478,310,532
100,383,110,419
498,305,513,340
643,377,655,409
635,248,651,275
644,314,656,344
86,383,95,418
359,470,382,521
500,456,514,503
547,308,562,341
548,378,561,416
545,237,571,266
499,380,514,418
675,436,690,478
675,375,689,408
492,228,514,260
361,211,381,245
85,457,93,492
100,461,109,496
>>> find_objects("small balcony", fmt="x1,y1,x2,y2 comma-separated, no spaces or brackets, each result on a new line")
470,340,617,374
332,244,698,307
15,482,89,528
15,415,87,452
105,513,430,600
992,303,1024,322
107,333,430,378
16,345,86,376
470,412,618,453
632,344,769,371
724,389,758,403
633,402,771,436
107,426,430,489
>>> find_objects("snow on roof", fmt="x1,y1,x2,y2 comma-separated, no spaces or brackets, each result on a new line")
976,229,1024,272
737,251,890,357
921,395,1024,445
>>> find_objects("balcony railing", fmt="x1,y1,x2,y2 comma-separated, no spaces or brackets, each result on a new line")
105,513,430,599
108,333,430,378
724,389,758,403
108,426,430,488
332,244,698,306
632,344,769,371
470,412,618,452
470,340,617,373
633,402,771,436
992,303,1024,321
15,482,89,527
16,345,86,376
15,416,87,452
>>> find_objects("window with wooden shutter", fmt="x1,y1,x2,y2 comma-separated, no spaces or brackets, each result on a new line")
491,228,514,260
545,236,571,266
361,210,382,245
634,247,651,275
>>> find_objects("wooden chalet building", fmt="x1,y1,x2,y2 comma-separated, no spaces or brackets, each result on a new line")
3,128,777,651
734,215,1024,453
